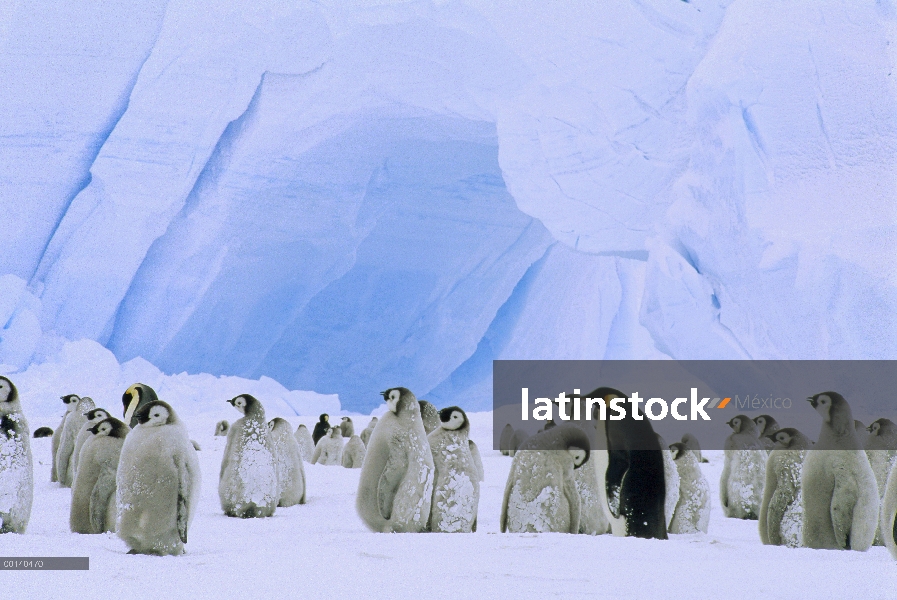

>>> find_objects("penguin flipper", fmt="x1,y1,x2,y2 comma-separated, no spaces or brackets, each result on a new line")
564,477,581,534
176,452,195,545
830,466,860,549
377,444,408,521
89,468,117,533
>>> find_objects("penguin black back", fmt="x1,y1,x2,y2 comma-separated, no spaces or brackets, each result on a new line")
122,383,160,429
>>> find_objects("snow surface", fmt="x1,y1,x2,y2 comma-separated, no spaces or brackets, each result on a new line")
3,408,897,600
2,0,894,414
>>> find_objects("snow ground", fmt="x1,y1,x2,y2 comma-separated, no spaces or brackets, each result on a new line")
3,411,896,600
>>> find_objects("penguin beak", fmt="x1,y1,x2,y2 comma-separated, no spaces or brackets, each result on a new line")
867,424,875,433
806,396,816,407
226,398,235,405
380,390,390,400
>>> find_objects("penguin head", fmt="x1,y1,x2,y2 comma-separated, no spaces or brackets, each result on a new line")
297,424,307,431
135,401,174,427
227,394,262,417
319,414,329,423
381,387,416,415
669,441,688,461
869,418,896,435
89,417,128,438
61,393,80,412
767,427,811,450
341,417,350,423
807,392,853,434
122,383,158,427
85,408,111,424
753,415,779,436
438,407,468,432
268,417,290,435
330,427,342,438
550,426,591,469
568,447,587,467
0,376,17,404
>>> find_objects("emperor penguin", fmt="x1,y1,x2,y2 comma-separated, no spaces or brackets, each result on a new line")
341,435,366,469
681,433,708,463
339,417,354,438
219,395,278,518
360,417,378,446
866,418,897,545
759,428,811,547
468,439,485,482
312,414,330,445
500,425,589,534
720,414,766,520
51,394,80,482
428,407,480,533
667,442,710,534
70,417,128,534
72,408,111,481
802,392,879,551
657,434,681,531
419,400,440,435
267,417,306,507
214,420,229,437
591,387,668,540
294,424,315,462
499,423,514,456
754,415,781,450
0,377,33,533
312,427,344,466
121,383,159,429
117,401,200,554
356,387,435,533
57,396,95,488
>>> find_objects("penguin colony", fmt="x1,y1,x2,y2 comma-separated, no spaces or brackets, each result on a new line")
7,376,897,568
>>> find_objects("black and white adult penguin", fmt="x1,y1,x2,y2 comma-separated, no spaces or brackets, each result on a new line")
56,396,95,488
802,392,878,551
70,417,128,534
117,400,200,554
754,415,780,450
339,417,354,438
667,442,710,534
499,423,514,456
500,425,589,534
294,424,315,462
720,414,766,520
219,395,278,518
359,417,378,447
71,407,112,481
267,417,306,507
586,387,668,540
866,418,897,546
758,428,811,547
51,394,80,482
0,376,32,533
428,407,480,533
312,414,330,445
419,400,440,435
356,387,434,533
121,383,159,429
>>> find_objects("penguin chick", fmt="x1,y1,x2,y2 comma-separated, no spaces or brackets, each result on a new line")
72,408,111,481
500,425,589,534
219,395,278,518
681,433,707,463
117,401,200,555
418,400,440,435
294,424,315,462
339,417,354,438
428,407,479,533
720,415,766,520
56,396,95,488
341,435,366,469
0,376,32,533
359,417,378,447
70,417,128,534
754,415,780,450
356,387,434,533
802,392,879,551
667,442,710,534
51,394,80,482
759,428,811,547
312,427,344,466
267,417,306,507
214,420,229,437
865,418,897,546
